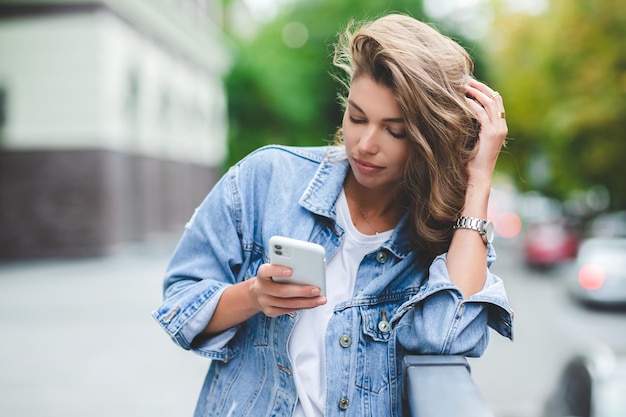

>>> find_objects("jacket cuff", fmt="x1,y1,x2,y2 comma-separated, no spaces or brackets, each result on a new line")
152,283,237,359
429,251,514,341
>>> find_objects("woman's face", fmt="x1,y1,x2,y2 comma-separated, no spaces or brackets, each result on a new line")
342,76,410,192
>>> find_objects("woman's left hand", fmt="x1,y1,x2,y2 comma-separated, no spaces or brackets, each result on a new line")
464,80,508,184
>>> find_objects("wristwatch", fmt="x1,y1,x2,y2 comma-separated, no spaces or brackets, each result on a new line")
453,216,495,244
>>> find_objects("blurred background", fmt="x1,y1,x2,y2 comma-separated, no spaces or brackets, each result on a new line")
0,0,625,416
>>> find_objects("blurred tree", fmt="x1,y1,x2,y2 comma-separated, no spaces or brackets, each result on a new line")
486,0,626,208
222,0,488,168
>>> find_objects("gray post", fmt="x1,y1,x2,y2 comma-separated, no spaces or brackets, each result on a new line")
403,355,496,417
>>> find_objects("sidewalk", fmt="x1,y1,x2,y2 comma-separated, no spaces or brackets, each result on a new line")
0,235,209,417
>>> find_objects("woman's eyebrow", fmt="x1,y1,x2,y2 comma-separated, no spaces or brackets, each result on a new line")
347,99,404,123
347,100,365,114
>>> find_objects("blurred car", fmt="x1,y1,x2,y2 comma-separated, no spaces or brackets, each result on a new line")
586,211,626,238
568,238,626,306
524,218,580,269
543,346,626,417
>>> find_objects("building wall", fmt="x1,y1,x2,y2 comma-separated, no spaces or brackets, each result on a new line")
0,2,229,259
0,150,217,258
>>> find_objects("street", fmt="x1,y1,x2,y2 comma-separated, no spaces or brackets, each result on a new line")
0,236,208,417
1,235,625,417
470,239,626,417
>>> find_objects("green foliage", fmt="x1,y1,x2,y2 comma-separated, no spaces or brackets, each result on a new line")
223,0,486,169
486,0,626,208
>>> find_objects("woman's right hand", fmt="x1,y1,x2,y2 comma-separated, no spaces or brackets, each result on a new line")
250,263,327,318
202,264,326,336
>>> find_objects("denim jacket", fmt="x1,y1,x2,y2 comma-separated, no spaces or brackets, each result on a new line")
152,145,513,417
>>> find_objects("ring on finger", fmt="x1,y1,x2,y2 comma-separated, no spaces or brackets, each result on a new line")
491,91,500,99
498,111,506,119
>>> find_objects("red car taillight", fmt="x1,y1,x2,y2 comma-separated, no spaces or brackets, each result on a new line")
578,263,606,290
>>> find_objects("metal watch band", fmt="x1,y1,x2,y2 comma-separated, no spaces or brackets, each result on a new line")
453,216,490,243
454,216,485,233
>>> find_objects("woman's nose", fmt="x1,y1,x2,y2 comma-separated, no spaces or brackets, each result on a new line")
359,127,379,154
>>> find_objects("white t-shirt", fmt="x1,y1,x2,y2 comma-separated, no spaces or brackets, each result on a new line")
288,189,392,417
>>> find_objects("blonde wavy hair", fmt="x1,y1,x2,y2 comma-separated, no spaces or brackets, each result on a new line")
333,14,481,261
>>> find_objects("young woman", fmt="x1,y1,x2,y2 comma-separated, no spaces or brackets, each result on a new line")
153,13,513,417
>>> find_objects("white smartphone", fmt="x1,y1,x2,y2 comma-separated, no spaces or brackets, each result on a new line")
269,235,326,296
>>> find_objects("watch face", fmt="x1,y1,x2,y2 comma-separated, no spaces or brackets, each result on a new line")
484,220,495,243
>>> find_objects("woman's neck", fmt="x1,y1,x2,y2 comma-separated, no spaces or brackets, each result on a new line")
343,172,405,235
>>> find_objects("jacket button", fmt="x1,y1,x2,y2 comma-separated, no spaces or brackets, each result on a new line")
378,320,391,333
338,397,350,410
375,251,388,264
339,334,351,348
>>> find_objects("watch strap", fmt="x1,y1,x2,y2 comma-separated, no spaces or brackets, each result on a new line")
453,216,489,243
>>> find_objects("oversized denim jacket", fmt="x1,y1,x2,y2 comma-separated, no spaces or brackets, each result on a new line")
152,145,513,417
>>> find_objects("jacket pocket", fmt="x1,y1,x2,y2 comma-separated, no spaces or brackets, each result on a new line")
355,304,399,394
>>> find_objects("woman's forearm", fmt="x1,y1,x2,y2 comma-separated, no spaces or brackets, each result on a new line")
202,279,260,335
446,181,491,298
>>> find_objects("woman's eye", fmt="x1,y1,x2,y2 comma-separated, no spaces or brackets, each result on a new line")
349,115,366,124
388,129,407,139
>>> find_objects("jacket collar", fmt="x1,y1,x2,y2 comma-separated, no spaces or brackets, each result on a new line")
299,146,414,259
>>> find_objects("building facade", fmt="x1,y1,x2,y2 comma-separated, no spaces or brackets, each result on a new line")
0,0,230,259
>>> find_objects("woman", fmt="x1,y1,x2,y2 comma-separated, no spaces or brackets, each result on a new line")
153,13,513,417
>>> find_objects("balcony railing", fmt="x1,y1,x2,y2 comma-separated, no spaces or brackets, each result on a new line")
403,355,495,417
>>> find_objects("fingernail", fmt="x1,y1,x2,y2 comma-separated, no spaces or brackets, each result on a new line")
318,296,327,305
311,288,320,296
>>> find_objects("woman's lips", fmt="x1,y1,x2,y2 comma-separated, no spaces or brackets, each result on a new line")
353,157,383,174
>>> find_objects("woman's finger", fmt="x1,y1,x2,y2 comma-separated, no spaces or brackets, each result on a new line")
252,263,326,316
465,83,507,126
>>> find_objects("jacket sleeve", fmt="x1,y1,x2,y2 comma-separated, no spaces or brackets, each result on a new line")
396,245,514,357
151,164,250,360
